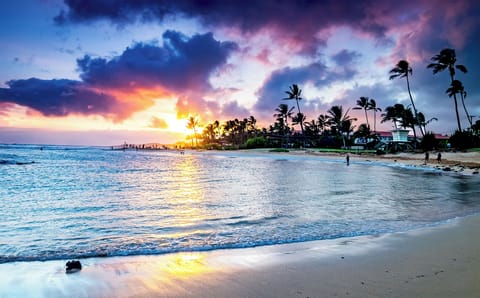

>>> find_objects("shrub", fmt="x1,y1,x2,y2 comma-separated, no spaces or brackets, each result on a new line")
449,130,474,150
245,136,266,149
420,132,438,151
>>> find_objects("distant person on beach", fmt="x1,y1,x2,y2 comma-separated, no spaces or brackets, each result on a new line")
437,152,442,163
346,153,350,166
424,151,429,165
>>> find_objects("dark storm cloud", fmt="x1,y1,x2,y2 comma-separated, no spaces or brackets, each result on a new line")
78,30,237,92
55,0,392,54
0,78,131,120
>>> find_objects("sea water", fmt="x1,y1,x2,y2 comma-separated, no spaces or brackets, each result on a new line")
1,145,479,263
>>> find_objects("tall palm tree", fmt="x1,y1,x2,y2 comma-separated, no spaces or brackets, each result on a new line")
446,80,472,127
353,96,370,128
389,60,423,139
283,84,305,141
187,116,199,147
368,99,382,133
427,48,468,131
389,60,418,116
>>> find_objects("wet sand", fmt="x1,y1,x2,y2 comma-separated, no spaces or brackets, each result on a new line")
1,215,479,297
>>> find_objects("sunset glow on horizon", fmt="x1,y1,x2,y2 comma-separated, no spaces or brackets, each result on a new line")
1,0,479,145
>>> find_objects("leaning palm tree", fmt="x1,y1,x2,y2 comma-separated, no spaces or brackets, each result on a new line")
389,60,418,115
187,116,199,148
353,96,370,128
389,60,423,138
427,48,468,131
446,80,472,127
368,99,382,133
283,84,305,143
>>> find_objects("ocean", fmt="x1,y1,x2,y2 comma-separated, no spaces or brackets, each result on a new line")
1,145,479,263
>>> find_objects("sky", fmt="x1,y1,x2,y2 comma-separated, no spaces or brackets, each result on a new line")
0,0,479,145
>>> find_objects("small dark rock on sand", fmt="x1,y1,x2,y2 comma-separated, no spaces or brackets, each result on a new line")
66,260,82,273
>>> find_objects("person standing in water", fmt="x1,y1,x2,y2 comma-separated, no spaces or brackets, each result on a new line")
346,153,350,166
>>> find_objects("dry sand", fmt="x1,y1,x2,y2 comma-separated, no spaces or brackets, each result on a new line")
1,215,479,297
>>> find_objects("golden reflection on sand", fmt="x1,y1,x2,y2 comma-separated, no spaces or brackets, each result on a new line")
164,253,210,277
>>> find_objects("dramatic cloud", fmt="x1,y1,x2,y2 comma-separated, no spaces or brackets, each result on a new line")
55,0,397,54
0,31,238,121
77,30,237,92
0,78,132,120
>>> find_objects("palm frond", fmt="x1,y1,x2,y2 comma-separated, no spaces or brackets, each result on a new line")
456,64,468,73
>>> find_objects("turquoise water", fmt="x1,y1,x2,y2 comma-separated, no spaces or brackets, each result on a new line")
1,145,479,263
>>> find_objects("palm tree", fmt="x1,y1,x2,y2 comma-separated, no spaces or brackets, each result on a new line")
389,60,418,117
274,103,295,147
317,114,330,134
389,60,424,140
187,116,199,147
427,48,468,131
368,99,382,133
417,112,438,134
274,103,295,129
381,104,405,129
446,80,472,127
283,84,305,142
305,119,320,136
353,96,370,128
292,112,306,132
327,105,356,148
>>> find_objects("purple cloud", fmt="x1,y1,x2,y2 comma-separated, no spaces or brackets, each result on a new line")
77,31,237,93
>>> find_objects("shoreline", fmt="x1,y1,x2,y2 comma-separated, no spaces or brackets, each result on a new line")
1,214,479,297
234,148,480,175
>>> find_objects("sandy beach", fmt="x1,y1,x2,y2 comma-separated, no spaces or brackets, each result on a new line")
1,149,479,297
1,214,479,297
296,149,480,175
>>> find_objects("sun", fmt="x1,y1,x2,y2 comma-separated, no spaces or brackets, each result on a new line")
167,116,192,135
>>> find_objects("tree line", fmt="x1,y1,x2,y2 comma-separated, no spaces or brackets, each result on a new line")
186,48,479,151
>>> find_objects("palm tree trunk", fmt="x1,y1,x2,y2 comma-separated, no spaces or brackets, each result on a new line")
452,93,463,131
364,108,369,128
406,75,422,137
295,98,305,147
460,93,472,127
